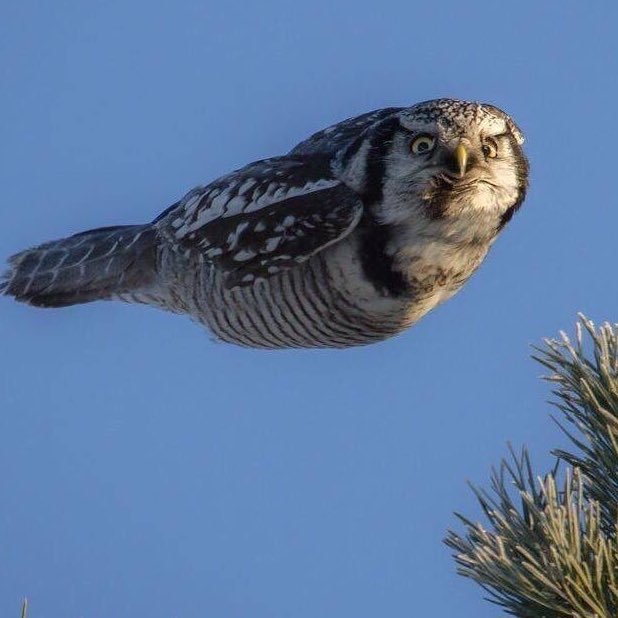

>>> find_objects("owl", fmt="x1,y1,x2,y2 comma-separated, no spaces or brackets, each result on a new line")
1,98,528,349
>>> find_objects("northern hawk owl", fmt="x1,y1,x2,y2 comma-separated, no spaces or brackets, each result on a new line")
1,99,529,349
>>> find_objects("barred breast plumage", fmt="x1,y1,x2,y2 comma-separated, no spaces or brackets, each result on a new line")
1,98,528,350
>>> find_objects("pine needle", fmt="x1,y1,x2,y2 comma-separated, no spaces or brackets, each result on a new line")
446,316,618,617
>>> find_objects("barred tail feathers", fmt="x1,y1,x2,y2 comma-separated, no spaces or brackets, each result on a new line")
1,225,157,307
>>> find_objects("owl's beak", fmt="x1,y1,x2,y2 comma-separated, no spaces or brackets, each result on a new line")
454,143,468,178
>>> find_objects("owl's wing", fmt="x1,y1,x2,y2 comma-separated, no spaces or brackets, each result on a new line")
158,155,363,288
289,107,402,156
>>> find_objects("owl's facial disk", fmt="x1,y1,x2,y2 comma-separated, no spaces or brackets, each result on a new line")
379,100,528,225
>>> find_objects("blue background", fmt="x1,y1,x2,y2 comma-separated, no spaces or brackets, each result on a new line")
1,1,616,616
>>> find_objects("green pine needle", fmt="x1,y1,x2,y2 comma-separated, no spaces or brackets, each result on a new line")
446,316,618,617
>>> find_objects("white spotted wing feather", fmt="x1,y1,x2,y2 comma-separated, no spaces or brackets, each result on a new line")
158,155,363,288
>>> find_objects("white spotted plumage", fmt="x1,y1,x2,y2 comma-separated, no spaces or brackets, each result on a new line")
2,98,529,349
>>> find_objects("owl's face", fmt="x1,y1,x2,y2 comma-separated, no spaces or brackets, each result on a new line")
371,99,528,227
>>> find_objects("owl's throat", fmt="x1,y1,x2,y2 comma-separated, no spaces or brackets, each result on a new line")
421,173,482,219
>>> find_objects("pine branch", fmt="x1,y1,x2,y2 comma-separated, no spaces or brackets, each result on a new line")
445,316,618,617
534,315,618,536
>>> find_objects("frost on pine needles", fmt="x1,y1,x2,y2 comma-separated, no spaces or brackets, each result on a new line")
446,316,618,617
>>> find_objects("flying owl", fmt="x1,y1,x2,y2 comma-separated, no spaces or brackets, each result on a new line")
1,98,528,349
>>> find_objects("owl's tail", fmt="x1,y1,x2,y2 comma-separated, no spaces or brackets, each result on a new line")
1,224,158,307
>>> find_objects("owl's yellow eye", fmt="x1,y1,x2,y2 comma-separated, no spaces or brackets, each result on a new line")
482,137,499,159
410,134,436,155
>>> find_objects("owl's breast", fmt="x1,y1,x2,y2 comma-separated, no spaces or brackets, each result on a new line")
385,220,494,324
320,235,480,333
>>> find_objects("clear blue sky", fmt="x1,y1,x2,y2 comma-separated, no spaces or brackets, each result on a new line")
1,1,616,616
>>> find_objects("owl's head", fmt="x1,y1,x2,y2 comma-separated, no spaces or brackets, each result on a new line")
345,99,529,231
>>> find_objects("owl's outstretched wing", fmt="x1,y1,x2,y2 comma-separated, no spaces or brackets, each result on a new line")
158,155,363,288
289,107,401,156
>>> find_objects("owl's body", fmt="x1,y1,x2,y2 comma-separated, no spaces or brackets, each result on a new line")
1,99,528,349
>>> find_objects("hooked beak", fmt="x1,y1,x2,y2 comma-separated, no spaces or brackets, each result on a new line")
454,143,468,178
